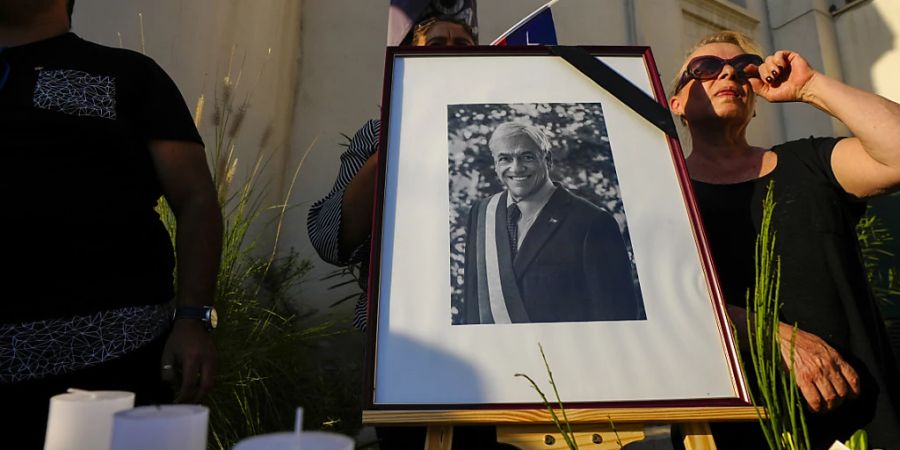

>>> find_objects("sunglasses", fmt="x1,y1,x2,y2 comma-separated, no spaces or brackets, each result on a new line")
675,53,764,93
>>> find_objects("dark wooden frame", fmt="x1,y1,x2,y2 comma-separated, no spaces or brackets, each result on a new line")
363,45,751,418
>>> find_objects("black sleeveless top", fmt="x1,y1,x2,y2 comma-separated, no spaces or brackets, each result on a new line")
692,137,900,448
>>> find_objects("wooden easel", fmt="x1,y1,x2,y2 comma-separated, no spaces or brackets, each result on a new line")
364,406,761,450
426,423,649,450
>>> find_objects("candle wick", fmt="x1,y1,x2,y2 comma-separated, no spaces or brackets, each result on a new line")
67,388,96,398
294,407,304,436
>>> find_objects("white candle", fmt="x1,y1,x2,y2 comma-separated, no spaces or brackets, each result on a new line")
110,404,209,450
232,431,354,450
43,389,135,450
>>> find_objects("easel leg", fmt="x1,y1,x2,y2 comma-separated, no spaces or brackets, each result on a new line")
425,425,453,450
682,422,717,450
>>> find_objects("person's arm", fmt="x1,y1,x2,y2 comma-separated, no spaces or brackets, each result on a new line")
339,154,378,258
307,120,380,265
726,305,860,413
150,139,222,403
750,50,900,197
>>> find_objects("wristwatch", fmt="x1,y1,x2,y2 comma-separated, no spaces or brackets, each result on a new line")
173,306,218,331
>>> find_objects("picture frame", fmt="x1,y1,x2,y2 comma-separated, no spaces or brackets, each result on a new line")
365,46,750,414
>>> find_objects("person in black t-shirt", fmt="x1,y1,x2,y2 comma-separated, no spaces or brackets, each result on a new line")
0,0,222,446
668,31,900,448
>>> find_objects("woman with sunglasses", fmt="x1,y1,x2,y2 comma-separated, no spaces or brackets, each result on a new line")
669,31,900,448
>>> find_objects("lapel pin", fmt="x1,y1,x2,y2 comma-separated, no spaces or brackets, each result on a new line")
549,218,558,224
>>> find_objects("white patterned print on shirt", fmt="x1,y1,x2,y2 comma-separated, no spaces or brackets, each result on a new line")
33,69,116,119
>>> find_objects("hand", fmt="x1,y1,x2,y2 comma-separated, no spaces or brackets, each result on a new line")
749,50,818,103
161,319,216,403
779,323,860,413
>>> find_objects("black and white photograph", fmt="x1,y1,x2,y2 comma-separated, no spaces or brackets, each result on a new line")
448,103,646,325
370,49,745,407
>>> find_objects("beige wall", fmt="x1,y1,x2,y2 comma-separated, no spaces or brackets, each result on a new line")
767,0,851,139
283,0,387,314
74,0,302,169
835,0,900,103
69,0,900,317
72,0,312,307
74,0,304,251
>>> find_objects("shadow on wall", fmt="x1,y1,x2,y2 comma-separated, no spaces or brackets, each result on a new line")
833,0,900,358
832,0,894,94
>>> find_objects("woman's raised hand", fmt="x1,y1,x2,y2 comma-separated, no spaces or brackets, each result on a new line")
749,50,818,104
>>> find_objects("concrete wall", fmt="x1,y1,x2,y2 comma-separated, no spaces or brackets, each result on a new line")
834,0,900,102
74,0,302,186
766,0,849,139
281,1,387,316
73,0,310,307
73,0,305,266
69,0,900,322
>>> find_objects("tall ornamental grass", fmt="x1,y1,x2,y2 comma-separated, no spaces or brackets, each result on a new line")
157,54,362,449
745,181,811,450
747,184,873,450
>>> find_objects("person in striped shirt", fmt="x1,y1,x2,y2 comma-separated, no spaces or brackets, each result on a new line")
307,7,476,332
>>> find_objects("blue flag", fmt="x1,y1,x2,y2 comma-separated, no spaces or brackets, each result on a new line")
492,1,558,46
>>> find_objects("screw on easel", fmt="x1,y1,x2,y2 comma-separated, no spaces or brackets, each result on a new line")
544,434,556,445
592,433,603,444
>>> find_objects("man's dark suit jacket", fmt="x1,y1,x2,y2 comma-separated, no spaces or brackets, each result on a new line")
461,187,644,324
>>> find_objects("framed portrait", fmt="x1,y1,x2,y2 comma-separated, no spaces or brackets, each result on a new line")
365,46,749,412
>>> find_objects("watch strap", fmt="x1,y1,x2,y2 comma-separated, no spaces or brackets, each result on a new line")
173,306,216,331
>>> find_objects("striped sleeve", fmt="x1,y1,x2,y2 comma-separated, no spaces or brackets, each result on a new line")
307,119,381,266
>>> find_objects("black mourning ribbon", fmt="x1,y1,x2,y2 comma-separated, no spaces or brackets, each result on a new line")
548,46,678,139
507,202,521,261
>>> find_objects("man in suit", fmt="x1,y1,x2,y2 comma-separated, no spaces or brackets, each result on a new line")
461,121,643,324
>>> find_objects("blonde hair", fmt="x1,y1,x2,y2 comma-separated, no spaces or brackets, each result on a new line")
670,30,763,96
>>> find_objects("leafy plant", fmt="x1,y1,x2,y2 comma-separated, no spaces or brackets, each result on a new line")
745,184,876,450
856,210,900,304
516,345,579,449
516,344,623,450
322,264,366,309
745,181,811,450
843,429,869,450
744,186,897,449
